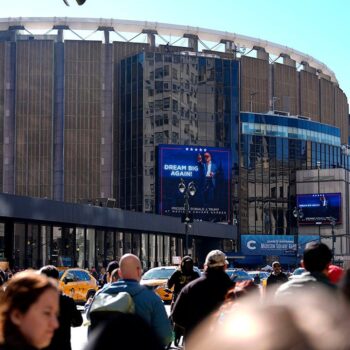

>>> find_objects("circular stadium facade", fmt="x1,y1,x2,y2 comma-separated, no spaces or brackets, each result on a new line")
0,17,349,255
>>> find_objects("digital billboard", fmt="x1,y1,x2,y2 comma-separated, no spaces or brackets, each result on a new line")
241,235,320,256
157,145,231,222
296,193,341,225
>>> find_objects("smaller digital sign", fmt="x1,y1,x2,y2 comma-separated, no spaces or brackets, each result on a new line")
296,193,341,225
241,235,320,256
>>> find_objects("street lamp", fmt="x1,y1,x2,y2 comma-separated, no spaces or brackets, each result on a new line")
329,216,336,263
178,178,196,256
293,206,304,263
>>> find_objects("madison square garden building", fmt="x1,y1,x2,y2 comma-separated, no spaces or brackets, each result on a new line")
0,18,349,269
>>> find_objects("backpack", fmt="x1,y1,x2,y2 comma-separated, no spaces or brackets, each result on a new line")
88,290,136,332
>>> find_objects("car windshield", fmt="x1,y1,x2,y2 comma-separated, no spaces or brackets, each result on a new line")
226,269,252,281
142,268,176,280
59,271,64,278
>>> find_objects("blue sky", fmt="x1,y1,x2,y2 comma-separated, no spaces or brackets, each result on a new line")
2,0,350,101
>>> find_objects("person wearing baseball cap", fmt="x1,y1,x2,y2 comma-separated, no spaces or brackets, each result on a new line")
171,250,233,339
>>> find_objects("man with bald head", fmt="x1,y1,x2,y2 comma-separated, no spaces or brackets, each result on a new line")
87,254,172,346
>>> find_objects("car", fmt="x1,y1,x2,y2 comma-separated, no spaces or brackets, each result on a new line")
288,267,306,280
140,266,201,302
58,268,99,303
292,267,306,275
226,269,254,283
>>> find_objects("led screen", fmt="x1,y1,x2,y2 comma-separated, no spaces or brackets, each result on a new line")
296,193,341,225
157,145,231,222
241,235,320,256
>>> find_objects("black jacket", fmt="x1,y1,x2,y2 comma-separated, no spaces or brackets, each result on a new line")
44,294,83,350
266,272,288,287
167,269,200,297
171,269,233,337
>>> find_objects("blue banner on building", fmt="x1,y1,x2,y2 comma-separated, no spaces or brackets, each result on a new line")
241,235,320,256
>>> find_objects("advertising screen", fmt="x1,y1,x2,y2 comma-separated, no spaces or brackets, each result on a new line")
241,235,320,256
157,145,231,222
296,193,341,225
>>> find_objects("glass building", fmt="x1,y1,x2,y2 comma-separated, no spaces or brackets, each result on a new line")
239,112,343,235
119,52,239,213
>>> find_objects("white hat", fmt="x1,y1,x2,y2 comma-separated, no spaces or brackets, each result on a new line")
205,250,229,268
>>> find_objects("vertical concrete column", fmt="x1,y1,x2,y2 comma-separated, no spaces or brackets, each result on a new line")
142,29,157,47
100,43,113,198
280,53,296,68
184,34,198,51
253,46,269,61
220,39,237,58
3,41,16,194
53,40,65,201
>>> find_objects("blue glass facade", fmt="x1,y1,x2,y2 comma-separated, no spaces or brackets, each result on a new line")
241,113,340,146
239,112,349,235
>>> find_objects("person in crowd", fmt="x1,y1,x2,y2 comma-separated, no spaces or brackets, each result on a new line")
167,256,200,346
171,250,234,340
84,261,120,312
110,268,119,283
266,261,288,291
89,267,98,280
168,256,200,309
102,260,119,286
276,242,336,297
98,267,106,287
84,313,164,350
39,265,83,350
0,270,59,350
186,287,350,350
86,254,172,347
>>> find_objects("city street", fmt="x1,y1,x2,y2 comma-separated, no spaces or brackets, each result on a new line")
71,305,173,350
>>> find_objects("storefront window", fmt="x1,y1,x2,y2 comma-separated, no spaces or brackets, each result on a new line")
76,228,85,268
14,223,25,269
177,237,183,258
115,232,123,261
132,233,141,258
95,230,105,269
27,224,40,268
105,231,114,263
141,233,149,270
163,235,170,265
124,232,132,254
61,227,75,267
157,235,163,265
149,234,156,268
86,228,95,270
40,225,52,266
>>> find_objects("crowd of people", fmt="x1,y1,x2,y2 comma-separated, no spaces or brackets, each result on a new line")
1,242,350,349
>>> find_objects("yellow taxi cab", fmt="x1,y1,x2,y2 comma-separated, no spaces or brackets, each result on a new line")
140,266,178,302
58,268,99,303
140,266,201,302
